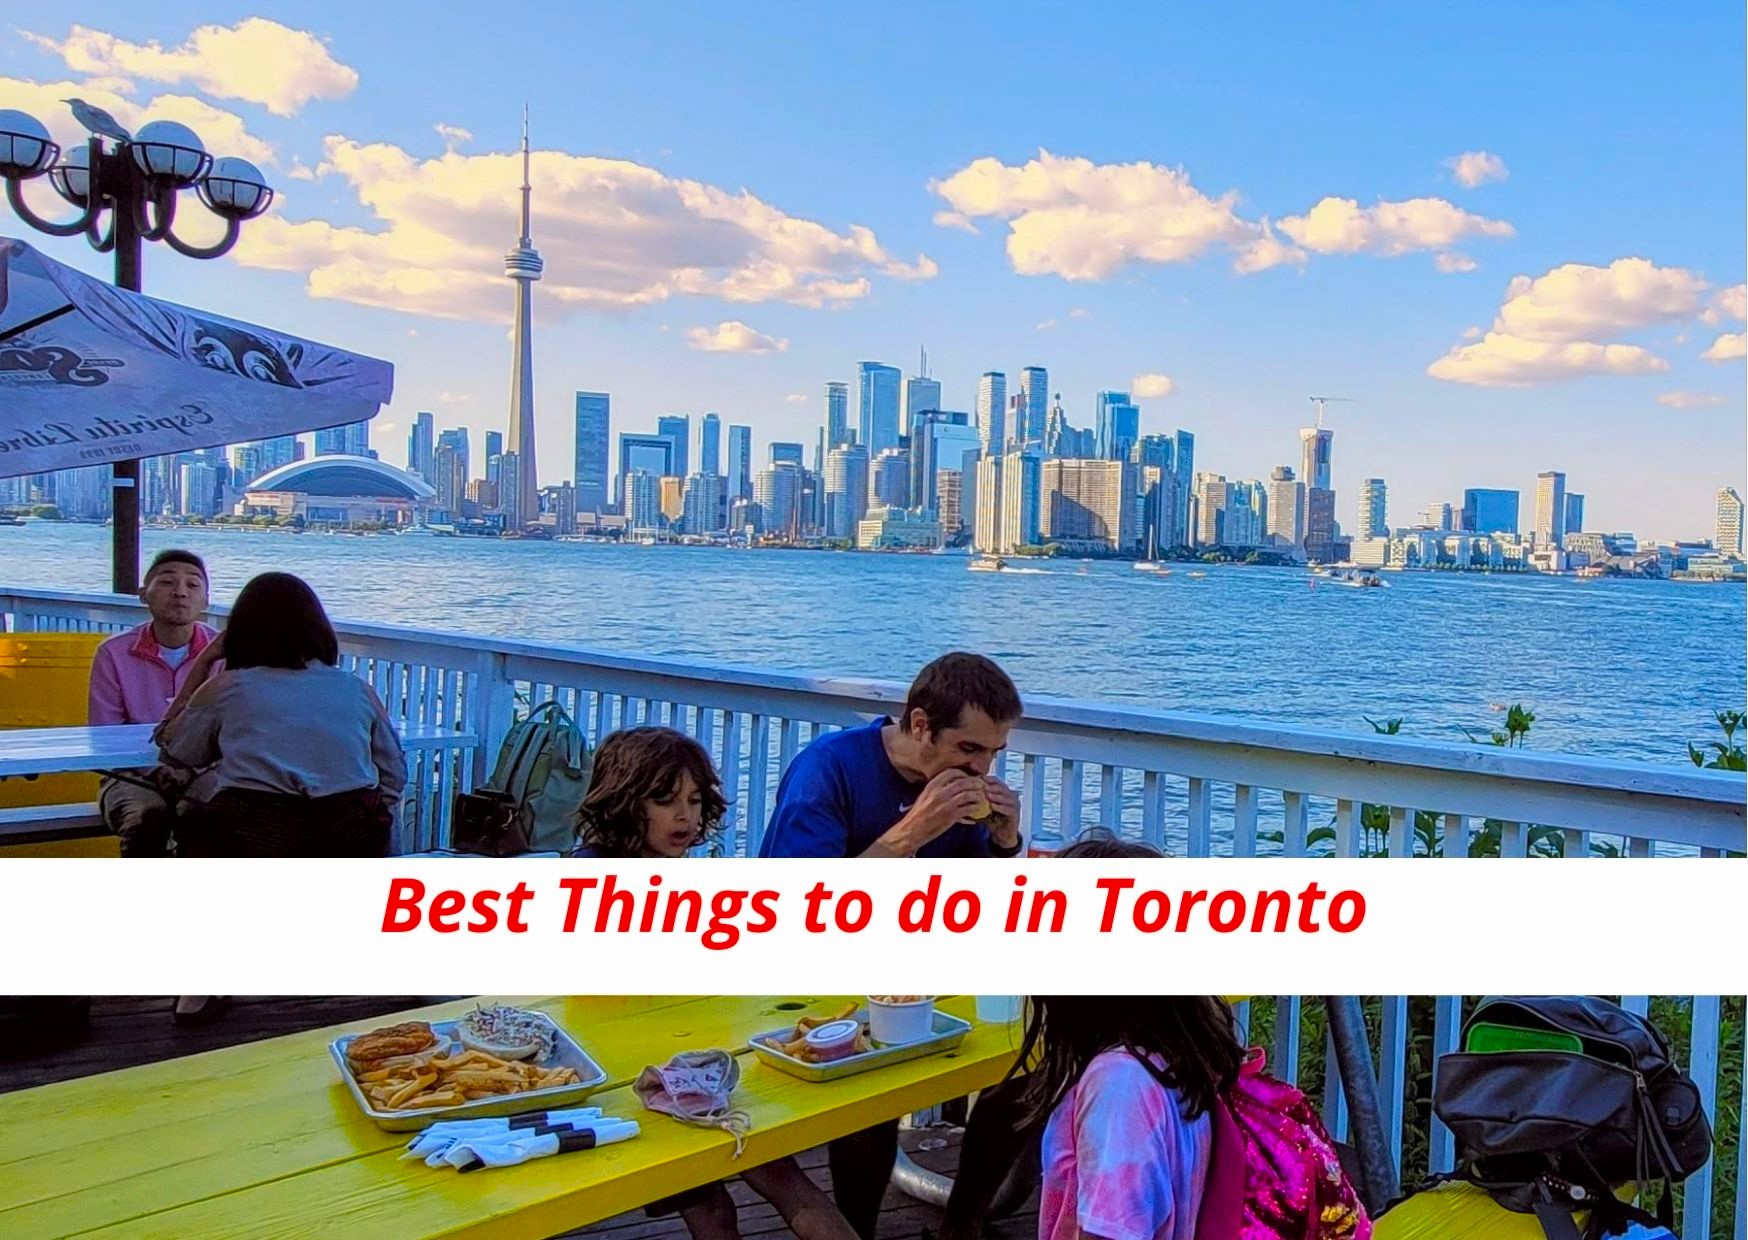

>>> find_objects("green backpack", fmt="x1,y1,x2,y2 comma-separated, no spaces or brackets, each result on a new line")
459,701,592,854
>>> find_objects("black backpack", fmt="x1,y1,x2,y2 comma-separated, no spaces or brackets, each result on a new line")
1430,996,1712,1240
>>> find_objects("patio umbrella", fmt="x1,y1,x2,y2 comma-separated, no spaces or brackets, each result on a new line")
0,235,393,584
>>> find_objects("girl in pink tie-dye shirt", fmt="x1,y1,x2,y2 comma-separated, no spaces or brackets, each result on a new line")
1017,997,1244,1240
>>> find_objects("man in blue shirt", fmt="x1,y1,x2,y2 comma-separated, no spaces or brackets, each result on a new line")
757,653,1024,1238
757,651,1024,859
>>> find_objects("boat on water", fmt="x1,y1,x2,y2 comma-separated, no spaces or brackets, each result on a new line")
1313,567,1388,588
1186,570,1208,579
397,524,456,538
968,555,1005,573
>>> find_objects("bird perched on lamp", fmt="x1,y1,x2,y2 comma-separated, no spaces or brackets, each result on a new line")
61,97,132,144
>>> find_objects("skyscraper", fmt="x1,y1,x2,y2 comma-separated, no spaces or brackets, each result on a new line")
656,415,690,479
1463,488,1519,535
726,424,752,501
1563,493,1584,537
1093,392,1139,461
858,362,902,456
1226,481,1267,549
1269,466,1307,550
825,382,851,449
407,412,435,483
770,442,804,468
434,432,467,515
1534,471,1568,547
973,454,1004,553
1717,487,1745,558
872,447,910,509
1020,367,1049,445
754,464,801,539
1357,478,1388,541
1197,475,1231,547
1041,458,1129,550
485,431,503,462
624,470,661,534
977,372,1006,456
998,450,1042,553
1299,426,1333,491
315,422,371,457
699,412,721,477
618,432,674,508
681,472,725,534
902,351,942,431
574,392,610,514
1303,489,1337,562
825,444,871,538
1173,430,1195,549
503,107,544,529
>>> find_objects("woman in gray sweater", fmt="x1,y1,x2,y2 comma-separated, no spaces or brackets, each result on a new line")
155,572,407,857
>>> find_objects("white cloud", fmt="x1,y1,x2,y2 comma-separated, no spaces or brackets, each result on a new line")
784,393,808,403
1701,283,1746,325
1445,151,1509,188
229,135,933,319
1035,318,1058,331
929,150,1304,279
1702,332,1746,363
1488,258,1708,343
1657,391,1727,409
1427,333,1667,387
1131,372,1176,399
932,210,981,234
1436,252,1477,274
1427,258,1719,386
23,19,357,117
1277,196,1514,263
0,75,274,164
434,123,472,150
687,320,789,354
1068,307,1090,318
1462,325,1484,340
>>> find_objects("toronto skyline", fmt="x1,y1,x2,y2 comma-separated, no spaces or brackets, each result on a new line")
1,4,1742,543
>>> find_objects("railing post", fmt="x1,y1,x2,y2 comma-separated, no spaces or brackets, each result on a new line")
472,652,515,788
1683,995,1720,1240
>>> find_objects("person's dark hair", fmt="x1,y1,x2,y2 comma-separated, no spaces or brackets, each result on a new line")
901,652,1022,735
1055,828,1164,859
1011,996,1242,1126
145,548,207,585
576,727,727,856
222,572,339,670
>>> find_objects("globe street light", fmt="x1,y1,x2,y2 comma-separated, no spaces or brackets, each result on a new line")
0,105,274,592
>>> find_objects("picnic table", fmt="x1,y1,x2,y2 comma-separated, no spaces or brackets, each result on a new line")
0,721,476,779
0,995,1024,1240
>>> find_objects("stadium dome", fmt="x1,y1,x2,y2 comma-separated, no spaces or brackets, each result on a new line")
249,455,436,501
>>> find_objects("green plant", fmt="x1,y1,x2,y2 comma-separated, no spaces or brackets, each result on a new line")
1689,709,1746,772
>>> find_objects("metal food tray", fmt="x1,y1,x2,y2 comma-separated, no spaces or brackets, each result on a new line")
330,1013,608,1131
748,1007,972,1082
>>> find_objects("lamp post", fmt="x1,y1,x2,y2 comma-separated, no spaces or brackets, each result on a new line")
0,107,274,592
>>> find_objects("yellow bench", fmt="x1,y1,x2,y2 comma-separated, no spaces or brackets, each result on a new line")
0,994,1026,1240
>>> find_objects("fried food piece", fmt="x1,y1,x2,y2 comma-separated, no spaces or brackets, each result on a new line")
345,1021,439,1072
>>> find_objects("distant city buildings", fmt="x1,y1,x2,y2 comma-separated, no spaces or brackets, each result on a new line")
1356,478,1387,542
726,424,752,502
1094,391,1139,462
407,412,435,486
824,382,851,450
574,392,610,514
1041,458,1132,552
857,505,942,551
1270,466,1307,550
1463,488,1519,535
656,414,690,480
1535,470,1568,547
977,371,1006,456
1564,492,1585,538
1019,367,1049,445
1719,487,1745,559
857,362,901,456
315,421,371,458
699,412,721,478
824,444,870,539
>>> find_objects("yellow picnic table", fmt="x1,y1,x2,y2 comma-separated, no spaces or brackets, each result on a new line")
0,995,1026,1240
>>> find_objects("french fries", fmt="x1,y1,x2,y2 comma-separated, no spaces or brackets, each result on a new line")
760,1002,874,1062
350,1044,581,1112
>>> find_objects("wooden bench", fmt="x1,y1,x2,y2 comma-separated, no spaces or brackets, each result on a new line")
0,803,115,857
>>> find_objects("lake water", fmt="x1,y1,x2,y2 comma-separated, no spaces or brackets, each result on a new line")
5,523,1744,767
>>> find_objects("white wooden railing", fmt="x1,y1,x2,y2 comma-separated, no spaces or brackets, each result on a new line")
3,585,1745,1235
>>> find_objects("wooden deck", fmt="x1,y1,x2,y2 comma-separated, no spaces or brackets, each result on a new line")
0,996,1037,1240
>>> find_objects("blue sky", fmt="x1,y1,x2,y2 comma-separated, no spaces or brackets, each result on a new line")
4,3,1743,539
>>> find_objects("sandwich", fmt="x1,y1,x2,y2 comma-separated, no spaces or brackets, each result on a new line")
345,1021,440,1072
456,1005,556,1062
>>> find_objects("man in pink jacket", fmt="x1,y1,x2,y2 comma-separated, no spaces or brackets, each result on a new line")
87,549,223,855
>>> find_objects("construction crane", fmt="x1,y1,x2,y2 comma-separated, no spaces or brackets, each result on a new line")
1308,396,1356,428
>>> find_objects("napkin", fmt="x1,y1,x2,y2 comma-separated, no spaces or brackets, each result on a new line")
402,1107,606,1159
439,1119,640,1172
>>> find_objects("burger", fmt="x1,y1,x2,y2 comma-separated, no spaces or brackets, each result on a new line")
966,784,1009,835
456,1005,556,1062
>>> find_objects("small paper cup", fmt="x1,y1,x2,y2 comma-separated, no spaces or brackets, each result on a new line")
867,995,935,1045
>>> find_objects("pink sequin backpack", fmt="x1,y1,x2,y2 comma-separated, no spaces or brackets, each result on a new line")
1194,1048,1371,1240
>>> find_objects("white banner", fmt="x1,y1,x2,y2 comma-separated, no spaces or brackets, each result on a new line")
3,857,1742,993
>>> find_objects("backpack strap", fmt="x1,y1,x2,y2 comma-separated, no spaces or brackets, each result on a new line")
1191,1098,1247,1240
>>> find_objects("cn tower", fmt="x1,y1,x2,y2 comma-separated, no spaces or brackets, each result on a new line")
503,105,543,528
